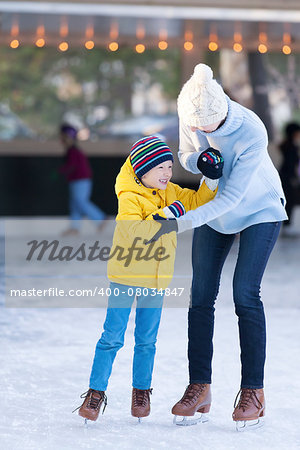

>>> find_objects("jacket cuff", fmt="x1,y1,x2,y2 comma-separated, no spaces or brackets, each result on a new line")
203,177,218,191
163,206,177,219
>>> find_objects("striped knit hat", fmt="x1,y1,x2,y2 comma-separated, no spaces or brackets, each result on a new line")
130,136,174,179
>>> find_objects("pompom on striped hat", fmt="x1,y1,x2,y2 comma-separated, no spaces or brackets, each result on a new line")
130,136,174,179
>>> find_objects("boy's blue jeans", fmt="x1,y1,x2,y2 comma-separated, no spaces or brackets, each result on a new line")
69,179,105,229
89,283,164,391
189,222,281,389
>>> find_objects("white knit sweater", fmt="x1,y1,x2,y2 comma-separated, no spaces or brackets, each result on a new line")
177,97,288,234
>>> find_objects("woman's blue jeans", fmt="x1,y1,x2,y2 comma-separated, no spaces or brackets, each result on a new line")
69,179,105,229
189,221,281,389
89,283,163,391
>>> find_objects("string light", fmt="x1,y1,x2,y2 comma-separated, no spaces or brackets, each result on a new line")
85,40,94,50
3,18,293,54
158,41,168,50
36,38,45,48
84,22,94,50
10,17,20,48
158,29,168,50
233,25,243,53
258,31,268,53
135,21,145,53
108,41,119,51
108,21,119,51
184,30,194,51
282,31,292,55
35,24,45,48
10,39,19,49
59,16,69,51
208,25,218,51
135,43,145,53
59,41,69,52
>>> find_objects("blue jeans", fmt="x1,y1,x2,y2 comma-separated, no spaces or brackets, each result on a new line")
69,179,105,229
189,222,281,389
89,283,164,391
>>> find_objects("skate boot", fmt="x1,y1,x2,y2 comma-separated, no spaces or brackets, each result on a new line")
131,388,152,423
73,388,107,423
172,383,211,426
232,388,265,431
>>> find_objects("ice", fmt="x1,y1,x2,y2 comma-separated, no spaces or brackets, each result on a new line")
1,212,300,450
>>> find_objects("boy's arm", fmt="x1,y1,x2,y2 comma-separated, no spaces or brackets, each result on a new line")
172,179,218,212
117,192,164,237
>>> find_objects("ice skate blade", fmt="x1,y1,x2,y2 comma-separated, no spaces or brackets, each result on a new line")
235,417,264,432
83,418,97,428
173,413,209,426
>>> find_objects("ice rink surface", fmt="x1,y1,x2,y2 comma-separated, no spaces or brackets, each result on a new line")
1,212,300,450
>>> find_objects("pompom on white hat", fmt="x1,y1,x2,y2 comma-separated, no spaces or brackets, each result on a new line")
177,63,228,127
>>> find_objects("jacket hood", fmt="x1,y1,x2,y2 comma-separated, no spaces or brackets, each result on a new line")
115,156,156,198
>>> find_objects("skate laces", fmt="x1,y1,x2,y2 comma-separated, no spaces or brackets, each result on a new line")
181,384,206,406
72,389,107,414
133,388,152,407
234,389,262,412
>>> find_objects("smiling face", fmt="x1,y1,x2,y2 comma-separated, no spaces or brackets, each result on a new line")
141,160,173,190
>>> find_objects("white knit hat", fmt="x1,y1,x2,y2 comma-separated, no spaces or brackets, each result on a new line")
177,63,228,127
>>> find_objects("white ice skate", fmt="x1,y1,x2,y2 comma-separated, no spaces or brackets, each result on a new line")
233,388,265,432
235,416,265,432
173,411,209,426
172,383,211,426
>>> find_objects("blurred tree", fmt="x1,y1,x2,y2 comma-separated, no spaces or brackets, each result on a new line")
0,46,181,138
266,53,300,112
248,52,274,141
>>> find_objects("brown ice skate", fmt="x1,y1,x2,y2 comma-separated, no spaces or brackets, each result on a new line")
73,389,107,423
232,388,265,431
171,383,211,426
131,388,152,422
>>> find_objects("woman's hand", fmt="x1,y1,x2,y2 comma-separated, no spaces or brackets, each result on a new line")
197,148,224,179
145,214,178,244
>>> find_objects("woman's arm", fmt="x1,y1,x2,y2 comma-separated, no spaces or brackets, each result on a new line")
176,136,267,233
172,179,217,212
178,120,209,174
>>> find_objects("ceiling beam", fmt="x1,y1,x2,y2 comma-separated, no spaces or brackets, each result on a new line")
0,2,300,23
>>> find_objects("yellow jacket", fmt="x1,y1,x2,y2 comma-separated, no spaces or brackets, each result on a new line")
107,157,217,290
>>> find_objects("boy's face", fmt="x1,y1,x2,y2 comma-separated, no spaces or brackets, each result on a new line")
141,160,173,190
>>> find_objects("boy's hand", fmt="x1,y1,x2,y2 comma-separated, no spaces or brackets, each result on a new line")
197,148,224,179
145,214,178,244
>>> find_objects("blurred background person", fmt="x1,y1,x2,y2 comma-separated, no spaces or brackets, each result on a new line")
279,122,300,232
58,123,107,235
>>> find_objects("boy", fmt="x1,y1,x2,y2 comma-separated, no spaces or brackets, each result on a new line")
74,135,223,422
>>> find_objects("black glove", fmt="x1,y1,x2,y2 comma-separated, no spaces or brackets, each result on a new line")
197,148,224,179
145,214,178,244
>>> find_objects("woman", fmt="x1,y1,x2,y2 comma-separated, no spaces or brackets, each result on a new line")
152,64,287,430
